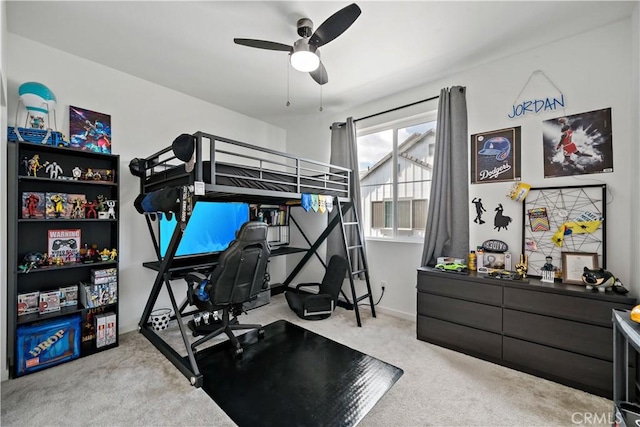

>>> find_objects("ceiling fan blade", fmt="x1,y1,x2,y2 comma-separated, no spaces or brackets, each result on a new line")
309,3,361,48
234,38,292,52
309,62,329,85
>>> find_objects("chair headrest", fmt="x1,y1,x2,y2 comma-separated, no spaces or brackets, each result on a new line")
236,221,268,242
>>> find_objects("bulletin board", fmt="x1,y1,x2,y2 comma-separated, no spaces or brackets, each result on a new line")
522,184,606,277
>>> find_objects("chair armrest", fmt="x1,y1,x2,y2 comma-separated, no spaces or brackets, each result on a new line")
185,272,208,305
185,271,207,284
295,282,320,291
302,294,334,316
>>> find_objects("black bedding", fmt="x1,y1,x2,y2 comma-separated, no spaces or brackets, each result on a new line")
146,161,347,196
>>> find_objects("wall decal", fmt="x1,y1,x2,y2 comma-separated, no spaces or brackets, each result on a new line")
472,198,486,224
493,203,512,231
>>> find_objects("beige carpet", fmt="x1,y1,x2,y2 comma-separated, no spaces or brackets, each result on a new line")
1,294,613,426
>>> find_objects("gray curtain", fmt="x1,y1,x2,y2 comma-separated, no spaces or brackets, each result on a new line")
421,86,469,266
328,117,365,274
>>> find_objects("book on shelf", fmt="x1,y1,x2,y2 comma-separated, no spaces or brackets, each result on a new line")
47,229,81,262
79,281,117,309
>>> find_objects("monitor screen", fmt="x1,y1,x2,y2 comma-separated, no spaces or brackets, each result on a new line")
159,202,249,258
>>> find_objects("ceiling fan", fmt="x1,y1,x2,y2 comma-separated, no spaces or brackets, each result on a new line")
234,3,361,85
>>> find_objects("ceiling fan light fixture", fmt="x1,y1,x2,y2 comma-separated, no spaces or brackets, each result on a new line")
290,39,320,72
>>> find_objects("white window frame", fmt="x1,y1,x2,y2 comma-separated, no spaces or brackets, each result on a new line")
357,111,437,242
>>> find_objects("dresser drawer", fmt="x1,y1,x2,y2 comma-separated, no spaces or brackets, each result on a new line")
504,287,631,327
503,336,612,397
418,315,502,360
503,309,612,361
417,293,502,333
417,273,502,305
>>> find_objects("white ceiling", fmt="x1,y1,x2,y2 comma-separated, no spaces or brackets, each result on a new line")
6,1,637,128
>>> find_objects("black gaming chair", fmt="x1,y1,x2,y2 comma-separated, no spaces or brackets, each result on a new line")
185,221,270,357
285,255,348,320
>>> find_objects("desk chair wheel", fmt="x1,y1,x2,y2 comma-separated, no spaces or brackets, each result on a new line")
233,347,244,358
258,328,265,339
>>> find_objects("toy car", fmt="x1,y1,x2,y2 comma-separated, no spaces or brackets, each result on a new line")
435,262,467,272
487,269,521,280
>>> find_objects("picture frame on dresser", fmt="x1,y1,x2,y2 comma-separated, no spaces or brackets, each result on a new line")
561,252,598,284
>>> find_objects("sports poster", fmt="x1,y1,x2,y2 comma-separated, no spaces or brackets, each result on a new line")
471,127,521,184
543,108,613,178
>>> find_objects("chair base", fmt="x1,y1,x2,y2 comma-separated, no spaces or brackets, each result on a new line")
189,308,264,357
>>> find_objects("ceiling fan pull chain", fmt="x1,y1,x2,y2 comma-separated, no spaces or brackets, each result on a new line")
286,59,291,107
319,64,324,112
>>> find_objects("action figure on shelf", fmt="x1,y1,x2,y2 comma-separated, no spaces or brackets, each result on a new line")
45,161,63,179
109,248,117,261
105,200,117,219
27,154,47,177
49,194,65,218
85,200,99,218
72,166,82,180
96,195,107,213
30,115,45,129
100,248,111,261
25,193,40,218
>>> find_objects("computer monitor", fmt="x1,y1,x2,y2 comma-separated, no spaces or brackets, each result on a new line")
159,201,250,258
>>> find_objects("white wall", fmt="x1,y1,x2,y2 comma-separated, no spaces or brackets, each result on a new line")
283,18,636,318
2,34,287,378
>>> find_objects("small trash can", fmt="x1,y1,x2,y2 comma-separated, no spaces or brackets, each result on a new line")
150,308,172,331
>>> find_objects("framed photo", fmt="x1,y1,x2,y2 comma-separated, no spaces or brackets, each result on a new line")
543,108,613,178
471,126,521,184
561,252,598,284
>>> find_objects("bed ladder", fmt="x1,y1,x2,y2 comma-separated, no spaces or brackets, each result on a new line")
337,199,376,327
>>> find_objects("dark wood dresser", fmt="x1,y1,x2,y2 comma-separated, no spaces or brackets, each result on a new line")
417,267,637,398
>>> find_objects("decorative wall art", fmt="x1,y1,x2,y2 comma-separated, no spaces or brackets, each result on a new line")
542,108,613,178
493,203,512,232
471,198,487,224
69,106,112,153
522,184,606,278
471,127,521,184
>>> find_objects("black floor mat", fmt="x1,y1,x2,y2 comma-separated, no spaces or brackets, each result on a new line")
189,319,403,427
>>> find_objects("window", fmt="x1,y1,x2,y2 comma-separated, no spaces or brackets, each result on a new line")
357,115,436,240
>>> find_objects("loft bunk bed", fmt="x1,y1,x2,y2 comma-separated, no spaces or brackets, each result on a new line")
131,131,376,387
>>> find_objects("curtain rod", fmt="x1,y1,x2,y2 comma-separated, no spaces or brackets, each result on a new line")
332,93,441,129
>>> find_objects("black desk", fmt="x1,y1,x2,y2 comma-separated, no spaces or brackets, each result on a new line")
143,245,308,279
613,309,640,426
